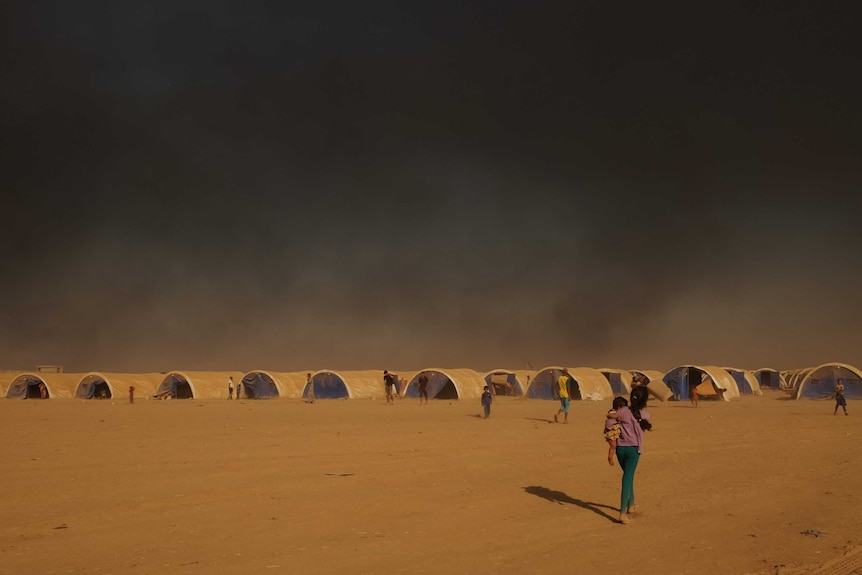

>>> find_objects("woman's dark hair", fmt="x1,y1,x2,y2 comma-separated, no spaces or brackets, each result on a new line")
629,386,652,431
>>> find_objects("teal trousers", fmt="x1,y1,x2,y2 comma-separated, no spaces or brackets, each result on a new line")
616,445,640,513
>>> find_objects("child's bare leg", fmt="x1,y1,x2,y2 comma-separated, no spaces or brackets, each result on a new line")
607,440,616,465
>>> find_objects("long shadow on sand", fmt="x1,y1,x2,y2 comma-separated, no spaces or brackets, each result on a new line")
524,417,555,423
523,486,618,523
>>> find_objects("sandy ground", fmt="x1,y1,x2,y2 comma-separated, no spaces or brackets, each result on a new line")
1,391,861,575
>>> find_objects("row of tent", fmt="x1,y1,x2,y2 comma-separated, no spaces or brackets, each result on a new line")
4,362,859,402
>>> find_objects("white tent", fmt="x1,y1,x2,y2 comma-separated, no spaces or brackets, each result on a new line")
5,372,82,399
74,372,164,400
403,368,488,400
526,366,613,401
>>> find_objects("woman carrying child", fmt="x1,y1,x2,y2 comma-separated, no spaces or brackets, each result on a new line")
614,386,652,524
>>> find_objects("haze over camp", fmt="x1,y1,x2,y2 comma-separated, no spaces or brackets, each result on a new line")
2,2,861,374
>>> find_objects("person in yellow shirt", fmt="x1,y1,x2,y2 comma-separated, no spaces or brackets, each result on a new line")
554,369,572,424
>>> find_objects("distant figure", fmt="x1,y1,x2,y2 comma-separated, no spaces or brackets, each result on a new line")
604,397,628,466
614,386,653,524
834,378,848,415
129,386,135,404
417,372,429,405
398,377,406,398
554,369,572,424
236,382,242,400
481,385,492,418
383,370,396,405
689,379,699,408
228,376,234,400
306,373,315,404
38,382,48,399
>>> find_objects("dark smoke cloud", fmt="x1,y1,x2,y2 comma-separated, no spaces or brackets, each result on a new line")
2,1,861,373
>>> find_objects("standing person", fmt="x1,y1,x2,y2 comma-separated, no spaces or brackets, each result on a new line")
834,378,848,415
306,373,315,404
554,369,572,424
417,371,429,405
614,386,653,524
236,382,242,400
129,386,135,405
38,382,48,399
689,378,699,408
481,385,492,418
383,370,396,405
228,376,234,400
603,396,628,466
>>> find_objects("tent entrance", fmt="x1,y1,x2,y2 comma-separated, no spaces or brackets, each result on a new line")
435,380,458,399
93,382,111,399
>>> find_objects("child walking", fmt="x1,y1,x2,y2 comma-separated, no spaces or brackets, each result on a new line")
603,396,628,466
481,386,492,419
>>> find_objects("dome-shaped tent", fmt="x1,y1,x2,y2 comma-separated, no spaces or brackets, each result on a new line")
663,365,740,402
300,370,389,400
152,371,244,399
5,372,80,399
794,363,862,400
785,368,813,392
403,368,486,400
752,368,787,391
526,366,613,401
238,370,306,399
629,369,673,401
722,367,762,396
482,369,533,397
75,372,162,399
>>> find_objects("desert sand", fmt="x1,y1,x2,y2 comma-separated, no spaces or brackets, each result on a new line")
1,392,861,575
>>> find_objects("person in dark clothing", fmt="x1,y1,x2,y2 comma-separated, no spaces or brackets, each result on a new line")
481,386,492,419
383,370,396,405
417,372,429,405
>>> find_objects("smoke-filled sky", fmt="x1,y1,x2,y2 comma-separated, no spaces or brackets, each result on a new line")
2,1,860,374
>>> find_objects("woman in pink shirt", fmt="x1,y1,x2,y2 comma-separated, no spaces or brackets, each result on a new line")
614,385,652,524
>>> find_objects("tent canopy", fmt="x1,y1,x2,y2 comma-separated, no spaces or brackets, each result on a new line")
752,368,787,390
5,372,80,399
404,368,486,400
482,369,534,397
153,371,244,399
663,365,740,402
75,373,163,400
526,366,613,401
794,363,862,400
239,371,307,399
722,367,763,396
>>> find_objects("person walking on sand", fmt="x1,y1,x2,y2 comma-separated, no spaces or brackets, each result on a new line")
554,369,572,423
129,385,135,405
417,371,429,405
481,385,492,418
228,376,234,400
383,370,396,405
834,378,848,415
603,396,628,466
236,382,242,400
614,386,652,524
689,378,699,408
306,373,315,404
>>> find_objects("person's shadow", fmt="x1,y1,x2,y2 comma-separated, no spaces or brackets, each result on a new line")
523,486,619,523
